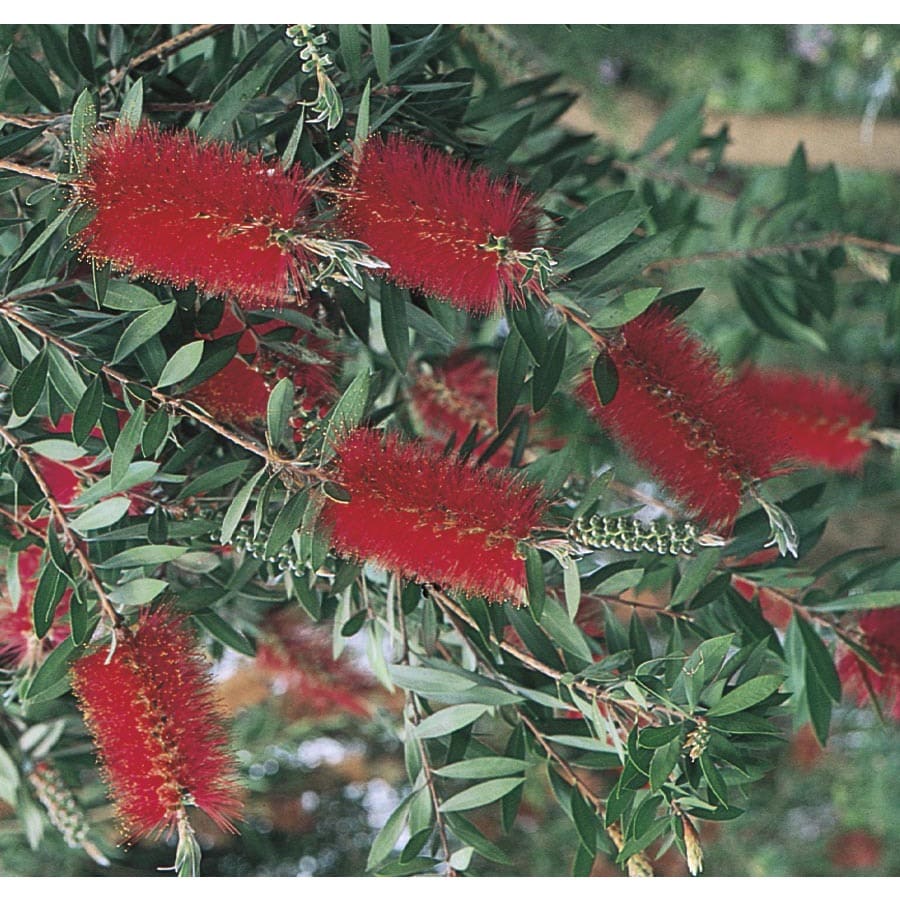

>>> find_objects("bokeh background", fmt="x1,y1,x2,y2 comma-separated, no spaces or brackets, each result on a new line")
1,23,898,877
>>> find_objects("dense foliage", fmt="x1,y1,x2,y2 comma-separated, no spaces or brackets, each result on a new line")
0,24,898,877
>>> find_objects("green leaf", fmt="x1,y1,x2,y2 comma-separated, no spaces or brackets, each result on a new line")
28,439,85,462
0,317,24,368
706,674,784,718
71,376,103,446
219,465,266,544
366,793,412,870
10,48,61,111
67,28,95,83
557,207,647,273
13,206,72,270
101,281,160,310
806,590,900,612
641,92,706,155
176,458,249,501
439,778,525,813
322,369,371,462
157,340,204,389
70,89,97,171
804,659,833,746
638,724,683,749
414,704,489,740
699,753,729,806
193,611,255,656
444,813,511,865
119,77,144,128
379,284,410,372
388,664,479,695
434,757,529,779
354,78,371,144
22,636,75,701
107,578,168,607
590,352,618,405
35,26,80,90
112,303,175,363
32,566,67,639
12,346,49,417
265,376,294,449
671,548,721,608
578,230,680,297
795,613,841,702
649,738,682,792
370,25,391,84
198,57,274,139
531,323,567,412
99,546,187,569
264,490,308,558
589,287,661,330
68,496,131,533
339,25,362,85
496,330,530,427
523,545,545,617
110,403,145,490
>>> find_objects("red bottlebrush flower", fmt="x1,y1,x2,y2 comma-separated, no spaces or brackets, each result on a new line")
70,608,243,839
410,352,521,466
0,546,70,669
73,124,315,308
255,608,373,720
322,428,545,603
836,607,900,720
185,356,274,432
576,310,789,529
338,134,544,315
735,367,874,472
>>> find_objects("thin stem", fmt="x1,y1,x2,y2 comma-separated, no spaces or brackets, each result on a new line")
0,159,59,182
108,24,230,88
518,711,654,876
645,231,900,273
429,587,699,727
0,424,123,629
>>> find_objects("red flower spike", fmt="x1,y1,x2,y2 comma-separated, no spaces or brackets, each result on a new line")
338,134,544,315
410,352,520,466
74,124,315,308
323,428,546,603
70,608,243,839
0,546,70,669
735,367,874,472
836,607,900,720
576,310,789,529
185,357,273,432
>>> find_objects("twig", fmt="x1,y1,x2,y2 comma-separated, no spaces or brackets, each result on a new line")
645,231,900,273
518,712,654,876
0,159,58,182
107,24,230,88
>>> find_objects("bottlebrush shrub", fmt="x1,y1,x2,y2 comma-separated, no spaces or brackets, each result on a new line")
72,124,316,307
577,310,790,529
837,608,900,720
735,367,875,472
70,608,243,839
322,427,545,603
337,134,545,314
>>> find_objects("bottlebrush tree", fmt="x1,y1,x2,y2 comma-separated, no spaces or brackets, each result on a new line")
0,24,898,878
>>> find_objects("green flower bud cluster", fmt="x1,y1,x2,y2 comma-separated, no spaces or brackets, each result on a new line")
569,514,700,556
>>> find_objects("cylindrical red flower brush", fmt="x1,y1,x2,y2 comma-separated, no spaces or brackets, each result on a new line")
735,367,875,472
836,607,900,720
576,310,789,529
70,608,243,839
73,124,316,308
322,428,546,603
337,134,546,315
